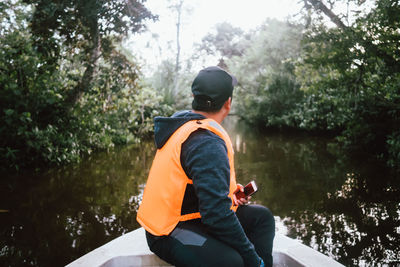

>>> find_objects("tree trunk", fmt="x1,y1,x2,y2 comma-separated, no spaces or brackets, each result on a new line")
66,26,101,106
172,0,184,97
305,0,399,72
306,0,347,29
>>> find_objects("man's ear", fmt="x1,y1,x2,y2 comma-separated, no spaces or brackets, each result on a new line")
224,97,232,110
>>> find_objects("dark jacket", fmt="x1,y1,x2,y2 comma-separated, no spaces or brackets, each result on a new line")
154,110,261,267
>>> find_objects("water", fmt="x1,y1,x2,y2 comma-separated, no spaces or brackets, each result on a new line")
1,117,399,266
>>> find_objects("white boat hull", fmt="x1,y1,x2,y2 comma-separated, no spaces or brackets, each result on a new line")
66,227,344,267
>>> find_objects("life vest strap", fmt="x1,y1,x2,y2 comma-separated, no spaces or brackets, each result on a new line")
180,212,201,221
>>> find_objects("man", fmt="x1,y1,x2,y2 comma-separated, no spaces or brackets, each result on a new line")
137,66,275,267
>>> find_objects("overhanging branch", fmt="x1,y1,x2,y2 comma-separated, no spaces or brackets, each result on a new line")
306,0,348,29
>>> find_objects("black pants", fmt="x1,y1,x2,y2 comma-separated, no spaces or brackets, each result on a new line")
145,204,275,267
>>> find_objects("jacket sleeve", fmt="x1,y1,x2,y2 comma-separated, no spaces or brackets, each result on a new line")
181,129,261,267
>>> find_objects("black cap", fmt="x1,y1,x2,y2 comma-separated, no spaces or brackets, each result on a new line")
191,66,238,111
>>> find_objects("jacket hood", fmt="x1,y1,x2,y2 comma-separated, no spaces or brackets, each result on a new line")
154,110,206,149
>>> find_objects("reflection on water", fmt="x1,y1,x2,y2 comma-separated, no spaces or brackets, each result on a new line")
0,142,155,266
224,117,400,266
1,117,399,266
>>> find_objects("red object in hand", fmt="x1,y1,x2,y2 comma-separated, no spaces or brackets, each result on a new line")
235,181,258,200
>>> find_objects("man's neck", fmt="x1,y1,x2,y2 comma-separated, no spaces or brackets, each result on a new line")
192,98,231,123
192,110,225,124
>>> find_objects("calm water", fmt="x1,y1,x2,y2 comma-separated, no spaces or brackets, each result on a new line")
1,117,399,266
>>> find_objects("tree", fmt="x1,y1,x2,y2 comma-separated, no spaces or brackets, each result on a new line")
0,0,172,171
168,0,184,97
297,0,400,168
166,0,194,99
303,0,348,29
23,0,157,105
302,0,399,72
227,19,304,128
198,22,246,61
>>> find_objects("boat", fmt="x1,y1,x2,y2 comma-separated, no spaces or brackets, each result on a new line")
66,227,344,267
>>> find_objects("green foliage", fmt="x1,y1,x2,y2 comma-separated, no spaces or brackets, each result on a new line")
0,7,74,170
198,22,246,59
146,59,193,110
228,19,304,129
19,0,157,108
296,0,400,169
0,1,171,172
225,2,400,171
23,0,156,59
147,60,176,104
387,131,400,171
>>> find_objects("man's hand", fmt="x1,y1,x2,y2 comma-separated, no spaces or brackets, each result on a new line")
233,184,252,206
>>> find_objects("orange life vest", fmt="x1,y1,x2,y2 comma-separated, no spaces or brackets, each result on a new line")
137,118,238,236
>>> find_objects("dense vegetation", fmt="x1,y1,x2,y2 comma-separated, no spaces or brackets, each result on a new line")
1,0,399,175
223,0,400,173
1,2,398,266
0,0,172,171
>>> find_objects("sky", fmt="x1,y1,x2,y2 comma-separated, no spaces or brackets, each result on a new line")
126,0,302,74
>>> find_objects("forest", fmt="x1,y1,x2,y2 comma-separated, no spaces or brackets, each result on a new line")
1,0,399,175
